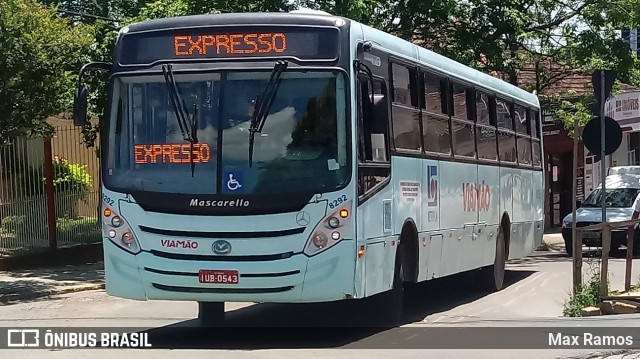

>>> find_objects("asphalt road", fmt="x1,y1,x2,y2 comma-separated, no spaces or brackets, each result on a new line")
2,235,640,358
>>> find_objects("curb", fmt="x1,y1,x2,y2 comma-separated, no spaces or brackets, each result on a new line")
0,283,105,304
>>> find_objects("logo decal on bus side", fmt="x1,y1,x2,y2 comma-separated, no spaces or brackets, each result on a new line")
462,181,491,212
427,166,438,207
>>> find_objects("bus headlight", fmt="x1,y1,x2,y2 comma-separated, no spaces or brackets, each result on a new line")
111,216,123,227
311,232,329,248
304,199,352,257
102,204,141,254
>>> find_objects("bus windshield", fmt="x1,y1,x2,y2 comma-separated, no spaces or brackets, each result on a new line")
104,70,349,196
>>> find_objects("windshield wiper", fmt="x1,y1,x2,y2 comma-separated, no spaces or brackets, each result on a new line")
248,60,288,167
162,64,200,177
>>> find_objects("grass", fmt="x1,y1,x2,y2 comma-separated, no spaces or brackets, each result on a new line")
1,216,100,251
563,272,603,317
562,261,609,317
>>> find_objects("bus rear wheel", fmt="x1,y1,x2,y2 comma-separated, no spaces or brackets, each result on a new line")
198,301,225,326
481,225,506,292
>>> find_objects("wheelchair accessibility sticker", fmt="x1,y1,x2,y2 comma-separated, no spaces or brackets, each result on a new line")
224,171,244,192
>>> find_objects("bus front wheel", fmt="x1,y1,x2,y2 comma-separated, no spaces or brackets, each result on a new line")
480,225,507,292
198,301,225,326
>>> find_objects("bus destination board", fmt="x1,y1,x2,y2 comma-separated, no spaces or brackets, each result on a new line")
119,27,339,64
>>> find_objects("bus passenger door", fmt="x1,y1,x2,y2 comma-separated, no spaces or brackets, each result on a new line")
354,65,393,295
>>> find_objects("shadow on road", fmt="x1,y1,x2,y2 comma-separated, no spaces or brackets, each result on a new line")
0,262,104,305
137,268,536,349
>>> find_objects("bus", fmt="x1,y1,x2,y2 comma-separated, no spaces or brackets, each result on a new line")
72,10,545,326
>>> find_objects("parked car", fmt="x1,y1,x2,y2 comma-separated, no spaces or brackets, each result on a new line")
561,166,640,256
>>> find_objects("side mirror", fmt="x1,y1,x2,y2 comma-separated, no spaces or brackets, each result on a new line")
73,85,89,126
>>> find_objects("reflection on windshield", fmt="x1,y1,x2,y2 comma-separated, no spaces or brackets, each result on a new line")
104,70,349,196
581,188,640,208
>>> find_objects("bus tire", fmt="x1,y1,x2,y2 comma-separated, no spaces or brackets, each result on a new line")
198,301,225,326
481,224,507,292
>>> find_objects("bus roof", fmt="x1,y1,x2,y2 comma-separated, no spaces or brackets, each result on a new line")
121,12,540,108
355,22,540,108
122,12,341,33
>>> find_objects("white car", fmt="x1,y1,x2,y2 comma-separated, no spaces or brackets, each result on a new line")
561,166,640,256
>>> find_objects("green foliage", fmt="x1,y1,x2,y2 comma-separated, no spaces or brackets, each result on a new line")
37,0,640,150
51,156,91,194
50,157,92,218
55,217,100,243
551,96,595,139
563,263,608,317
0,0,94,144
1,215,47,239
1,215,100,243
18,157,91,197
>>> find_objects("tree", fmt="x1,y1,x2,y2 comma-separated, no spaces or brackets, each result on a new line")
0,0,94,144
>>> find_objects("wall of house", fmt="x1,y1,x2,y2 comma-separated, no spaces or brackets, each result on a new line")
610,134,629,167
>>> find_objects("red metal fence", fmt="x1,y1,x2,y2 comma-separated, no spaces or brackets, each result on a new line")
0,126,101,256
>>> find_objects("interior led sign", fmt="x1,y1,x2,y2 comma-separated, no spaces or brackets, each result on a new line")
134,144,211,164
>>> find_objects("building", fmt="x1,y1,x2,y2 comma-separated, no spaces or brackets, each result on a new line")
516,55,640,228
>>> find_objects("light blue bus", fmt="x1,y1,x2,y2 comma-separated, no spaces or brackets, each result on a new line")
73,10,545,326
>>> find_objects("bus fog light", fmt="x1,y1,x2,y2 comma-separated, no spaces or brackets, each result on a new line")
312,232,328,248
331,231,340,240
108,229,116,238
122,232,134,245
111,216,123,227
328,217,340,228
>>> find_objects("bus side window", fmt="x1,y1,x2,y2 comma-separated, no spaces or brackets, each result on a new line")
358,76,391,198
515,103,531,166
530,109,542,167
496,97,517,164
391,63,421,151
422,72,451,155
475,91,498,161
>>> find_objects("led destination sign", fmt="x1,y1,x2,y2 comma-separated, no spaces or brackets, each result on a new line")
174,32,287,56
119,27,339,64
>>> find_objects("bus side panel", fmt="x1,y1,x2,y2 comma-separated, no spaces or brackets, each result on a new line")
418,159,440,282
478,165,500,226
439,161,477,229
357,185,395,298
420,159,441,232
509,169,536,259
499,167,515,222
512,169,524,223
392,156,422,234
438,161,479,277
532,169,545,248
478,164,501,267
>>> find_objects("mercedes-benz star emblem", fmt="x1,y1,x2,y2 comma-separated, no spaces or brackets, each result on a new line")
212,240,232,255
296,211,310,226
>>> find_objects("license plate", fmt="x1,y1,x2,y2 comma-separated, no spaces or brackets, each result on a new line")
583,232,600,239
199,270,239,284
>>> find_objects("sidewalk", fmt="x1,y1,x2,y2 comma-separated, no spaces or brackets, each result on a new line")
543,232,565,251
0,261,104,304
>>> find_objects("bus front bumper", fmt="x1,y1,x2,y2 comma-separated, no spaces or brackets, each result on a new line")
102,238,356,303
